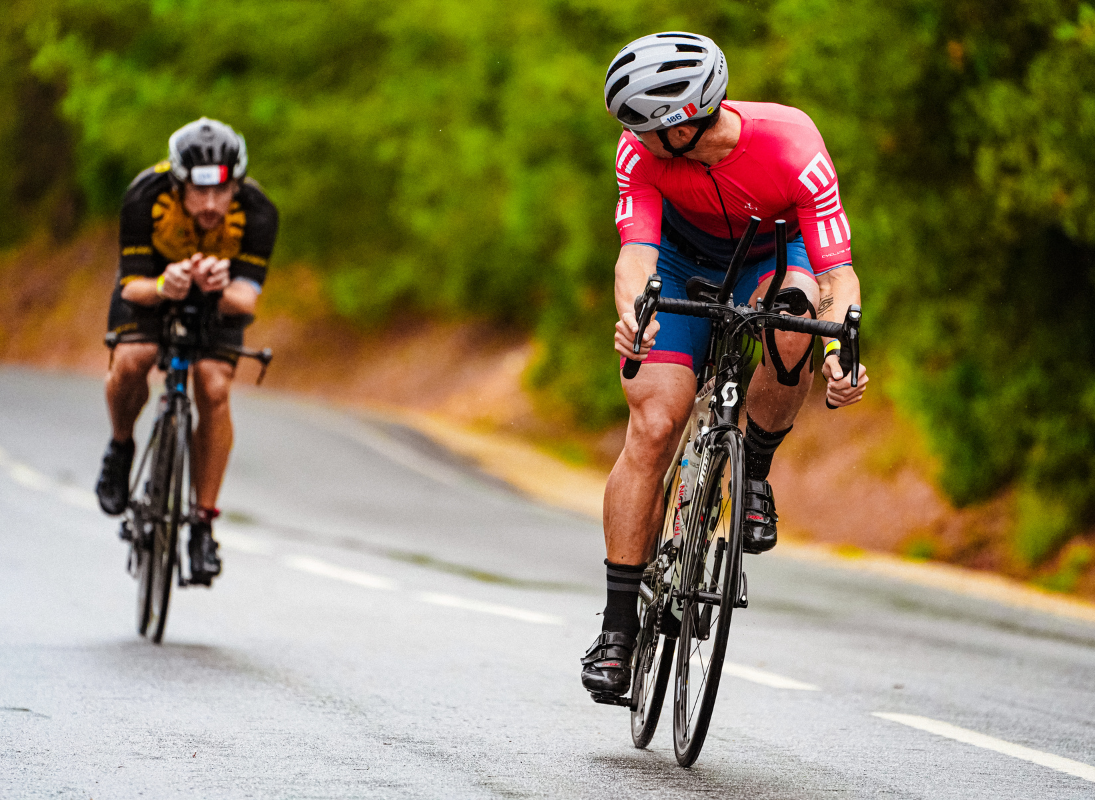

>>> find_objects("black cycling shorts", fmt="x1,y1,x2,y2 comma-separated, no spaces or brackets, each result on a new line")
106,285,250,366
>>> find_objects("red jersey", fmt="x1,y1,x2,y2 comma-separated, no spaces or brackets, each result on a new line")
614,101,852,274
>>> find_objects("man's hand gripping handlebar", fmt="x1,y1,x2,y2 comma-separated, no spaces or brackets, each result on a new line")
621,272,863,412
825,307,861,409
621,275,663,380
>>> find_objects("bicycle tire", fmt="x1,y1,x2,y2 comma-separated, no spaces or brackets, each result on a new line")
133,414,167,637
630,455,688,747
672,428,745,767
148,399,188,644
630,620,675,748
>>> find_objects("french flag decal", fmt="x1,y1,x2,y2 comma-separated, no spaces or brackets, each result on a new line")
683,103,697,118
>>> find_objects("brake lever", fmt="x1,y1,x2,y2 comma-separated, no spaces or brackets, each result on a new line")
826,304,861,410
622,275,662,380
254,348,273,386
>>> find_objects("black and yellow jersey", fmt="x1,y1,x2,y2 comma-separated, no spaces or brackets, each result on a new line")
117,160,279,289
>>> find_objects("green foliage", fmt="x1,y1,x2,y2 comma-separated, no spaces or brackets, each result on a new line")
1034,540,1094,592
3,0,1095,558
903,534,940,562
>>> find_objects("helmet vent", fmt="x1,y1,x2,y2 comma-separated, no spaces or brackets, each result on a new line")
657,59,701,73
606,52,636,84
702,68,715,96
675,44,705,53
606,75,630,106
657,33,700,40
617,104,649,126
645,81,689,98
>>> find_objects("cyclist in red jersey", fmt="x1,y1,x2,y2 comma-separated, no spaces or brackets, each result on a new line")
582,32,869,697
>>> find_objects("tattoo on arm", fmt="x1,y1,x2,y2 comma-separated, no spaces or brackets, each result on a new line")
818,294,834,316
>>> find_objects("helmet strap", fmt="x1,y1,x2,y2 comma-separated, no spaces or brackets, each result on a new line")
656,112,718,158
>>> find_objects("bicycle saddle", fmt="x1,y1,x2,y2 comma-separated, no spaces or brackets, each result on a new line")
685,277,721,303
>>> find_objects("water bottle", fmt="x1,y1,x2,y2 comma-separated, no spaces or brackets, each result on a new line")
669,446,700,625
672,440,702,548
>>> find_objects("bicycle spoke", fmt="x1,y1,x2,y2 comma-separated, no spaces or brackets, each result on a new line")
674,433,744,767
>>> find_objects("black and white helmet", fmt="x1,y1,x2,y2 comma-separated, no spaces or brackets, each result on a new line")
604,32,728,132
168,117,248,186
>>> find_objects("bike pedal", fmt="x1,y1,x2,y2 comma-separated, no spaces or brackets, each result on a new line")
590,692,632,708
118,521,134,542
735,572,748,608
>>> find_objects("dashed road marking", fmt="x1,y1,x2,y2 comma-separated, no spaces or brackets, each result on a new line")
873,712,1095,784
1,446,99,512
283,554,398,591
690,656,821,691
721,661,821,691
0,447,561,628
277,550,563,626
417,591,564,626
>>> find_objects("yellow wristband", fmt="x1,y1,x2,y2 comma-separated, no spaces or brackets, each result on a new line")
155,274,166,298
824,340,841,358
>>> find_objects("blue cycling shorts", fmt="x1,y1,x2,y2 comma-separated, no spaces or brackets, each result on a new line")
627,234,816,373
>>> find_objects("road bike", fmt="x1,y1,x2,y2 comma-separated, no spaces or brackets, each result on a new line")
106,301,271,643
595,217,861,766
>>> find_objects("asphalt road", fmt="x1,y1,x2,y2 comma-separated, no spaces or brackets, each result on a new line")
2,365,1094,799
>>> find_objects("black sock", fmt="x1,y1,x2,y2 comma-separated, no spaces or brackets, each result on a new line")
602,560,645,638
744,416,792,481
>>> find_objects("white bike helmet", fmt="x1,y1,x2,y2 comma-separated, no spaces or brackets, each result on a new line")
168,117,248,186
604,32,728,155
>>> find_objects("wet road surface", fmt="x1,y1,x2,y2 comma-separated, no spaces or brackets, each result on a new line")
1,366,1093,798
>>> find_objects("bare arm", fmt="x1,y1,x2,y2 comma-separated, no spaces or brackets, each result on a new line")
218,279,259,317
817,265,868,406
119,277,162,306
613,244,661,361
120,256,195,305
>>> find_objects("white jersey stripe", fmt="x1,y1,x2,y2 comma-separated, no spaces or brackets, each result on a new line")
615,195,634,223
816,195,842,217
624,154,641,175
840,212,851,238
817,221,830,248
616,144,634,171
829,217,844,244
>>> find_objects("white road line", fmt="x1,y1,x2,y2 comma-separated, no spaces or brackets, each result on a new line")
873,713,1095,784
417,591,564,626
282,554,562,626
2,450,100,512
282,555,399,591
55,485,100,512
217,528,275,555
0,455,562,628
8,463,53,492
706,659,821,690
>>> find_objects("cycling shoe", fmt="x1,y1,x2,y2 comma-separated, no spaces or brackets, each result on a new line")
96,438,134,516
580,631,635,696
743,478,778,554
188,521,222,586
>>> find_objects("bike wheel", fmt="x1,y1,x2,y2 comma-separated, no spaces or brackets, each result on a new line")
132,414,167,637
630,610,675,748
673,429,745,767
148,400,188,644
134,535,153,637
630,457,685,747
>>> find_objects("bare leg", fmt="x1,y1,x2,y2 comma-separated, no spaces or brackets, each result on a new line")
745,272,820,428
105,343,158,440
191,359,236,509
603,363,696,566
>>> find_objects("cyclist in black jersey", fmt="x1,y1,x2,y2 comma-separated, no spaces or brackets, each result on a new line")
95,117,278,585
